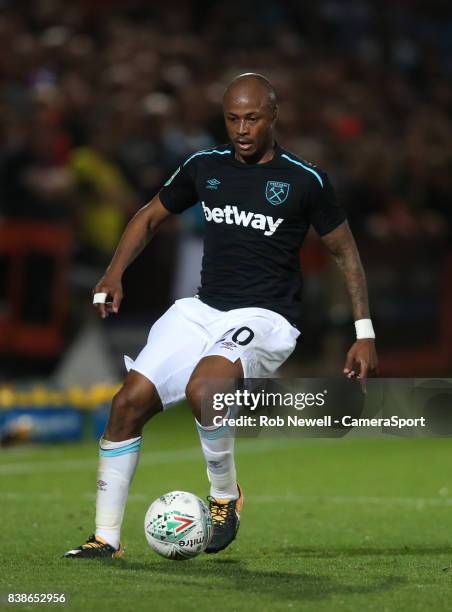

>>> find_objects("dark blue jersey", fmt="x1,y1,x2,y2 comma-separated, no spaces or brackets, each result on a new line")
159,143,346,325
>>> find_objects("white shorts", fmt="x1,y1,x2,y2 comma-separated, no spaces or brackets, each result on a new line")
125,297,300,408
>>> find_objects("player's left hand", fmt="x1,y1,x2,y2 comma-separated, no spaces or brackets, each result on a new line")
343,339,379,389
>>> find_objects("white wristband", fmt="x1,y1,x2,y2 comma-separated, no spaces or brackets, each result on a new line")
355,319,375,339
93,292,108,304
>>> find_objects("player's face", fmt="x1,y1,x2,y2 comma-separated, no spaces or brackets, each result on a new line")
223,90,276,163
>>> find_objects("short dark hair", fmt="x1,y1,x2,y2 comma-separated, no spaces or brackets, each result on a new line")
224,73,278,112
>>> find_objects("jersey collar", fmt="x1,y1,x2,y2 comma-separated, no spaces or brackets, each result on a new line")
226,142,283,169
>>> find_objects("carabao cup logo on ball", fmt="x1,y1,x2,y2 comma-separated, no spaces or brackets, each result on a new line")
144,491,212,560
150,510,196,543
265,181,290,205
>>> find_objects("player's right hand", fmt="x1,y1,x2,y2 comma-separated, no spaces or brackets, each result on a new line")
92,275,123,319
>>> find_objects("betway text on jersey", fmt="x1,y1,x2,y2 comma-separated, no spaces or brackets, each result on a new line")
201,202,284,237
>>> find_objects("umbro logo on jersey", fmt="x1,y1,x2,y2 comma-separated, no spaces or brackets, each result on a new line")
206,178,221,189
265,181,290,205
201,202,283,236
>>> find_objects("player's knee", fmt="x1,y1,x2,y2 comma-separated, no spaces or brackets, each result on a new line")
185,378,205,416
107,385,156,439
110,388,132,419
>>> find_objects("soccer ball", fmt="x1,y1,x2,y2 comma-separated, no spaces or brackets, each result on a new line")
144,491,212,560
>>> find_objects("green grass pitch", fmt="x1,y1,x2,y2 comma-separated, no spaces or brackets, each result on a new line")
2,404,452,611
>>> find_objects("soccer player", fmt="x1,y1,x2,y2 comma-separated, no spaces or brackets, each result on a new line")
64,73,378,558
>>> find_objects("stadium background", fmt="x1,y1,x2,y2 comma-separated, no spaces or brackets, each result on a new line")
1,0,451,386
1,2,452,610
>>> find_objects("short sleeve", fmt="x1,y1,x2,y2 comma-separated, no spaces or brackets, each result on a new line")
306,173,347,236
159,162,198,214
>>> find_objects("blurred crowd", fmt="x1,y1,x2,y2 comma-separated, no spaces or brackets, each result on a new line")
1,0,451,269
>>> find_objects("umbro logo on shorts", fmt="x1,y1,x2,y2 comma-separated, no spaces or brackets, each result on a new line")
219,341,237,351
201,202,284,236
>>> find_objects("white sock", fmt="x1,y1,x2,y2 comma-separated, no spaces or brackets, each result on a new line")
196,420,238,500
95,436,142,548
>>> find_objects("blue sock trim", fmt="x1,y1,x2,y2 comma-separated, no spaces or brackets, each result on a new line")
99,439,142,457
196,422,230,440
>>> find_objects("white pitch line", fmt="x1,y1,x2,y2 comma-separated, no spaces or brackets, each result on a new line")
0,447,201,475
2,491,452,508
0,439,294,476
248,494,452,508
